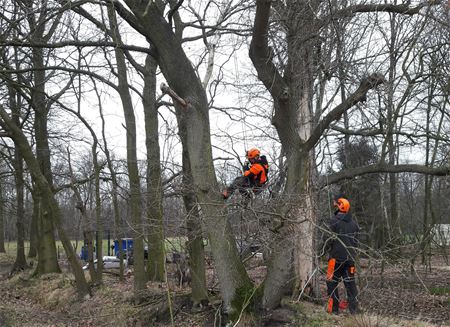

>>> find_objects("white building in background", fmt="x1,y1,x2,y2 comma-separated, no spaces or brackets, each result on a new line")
432,224,450,246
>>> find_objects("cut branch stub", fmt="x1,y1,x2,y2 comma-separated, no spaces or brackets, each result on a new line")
360,73,386,91
160,83,188,109
357,73,386,102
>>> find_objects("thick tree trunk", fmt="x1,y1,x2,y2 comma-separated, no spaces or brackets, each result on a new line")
143,55,165,282
20,0,62,273
262,231,294,309
12,150,27,271
32,45,60,275
181,137,208,306
249,0,326,308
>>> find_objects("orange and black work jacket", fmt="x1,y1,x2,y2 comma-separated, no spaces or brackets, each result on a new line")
243,157,268,186
325,212,359,263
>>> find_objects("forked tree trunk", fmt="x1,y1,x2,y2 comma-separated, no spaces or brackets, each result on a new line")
24,1,60,274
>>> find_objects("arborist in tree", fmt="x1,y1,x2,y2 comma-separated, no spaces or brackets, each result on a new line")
323,197,360,315
222,148,269,200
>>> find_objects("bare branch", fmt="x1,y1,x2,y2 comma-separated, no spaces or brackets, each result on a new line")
320,0,443,26
304,73,385,151
0,40,154,54
321,163,450,187
249,0,288,102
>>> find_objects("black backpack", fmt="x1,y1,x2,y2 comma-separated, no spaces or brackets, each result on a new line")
259,155,269,182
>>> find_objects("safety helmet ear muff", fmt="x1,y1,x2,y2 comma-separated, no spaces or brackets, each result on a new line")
335,198,350,213
246,148,260,160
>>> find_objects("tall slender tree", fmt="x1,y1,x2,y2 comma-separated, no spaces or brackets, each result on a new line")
0,178,5,253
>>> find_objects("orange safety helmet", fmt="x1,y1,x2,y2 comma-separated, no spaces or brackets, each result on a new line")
246,148,260,159
335,198,350,213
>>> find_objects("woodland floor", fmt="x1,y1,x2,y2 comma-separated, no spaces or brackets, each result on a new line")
0,251,449,327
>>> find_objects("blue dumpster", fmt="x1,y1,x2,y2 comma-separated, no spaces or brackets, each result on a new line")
114,238,133,257
80,245,96,261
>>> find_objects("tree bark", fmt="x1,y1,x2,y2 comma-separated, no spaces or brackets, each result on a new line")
28,19,60,274
250,0,319,307
143,54,165,282
0,183,5,253
180,122,208,306
108,5,145,291
9,86,27,270
12,143,27,271
28,197,38,258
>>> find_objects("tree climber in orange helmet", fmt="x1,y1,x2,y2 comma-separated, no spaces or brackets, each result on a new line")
322,196,360,315
222,148,269,200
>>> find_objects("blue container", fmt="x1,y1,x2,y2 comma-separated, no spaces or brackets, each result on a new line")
80,245,89,261
80,245,96,261
114,238,134,257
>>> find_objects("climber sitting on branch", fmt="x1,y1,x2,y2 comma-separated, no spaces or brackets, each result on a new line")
222,148,269,200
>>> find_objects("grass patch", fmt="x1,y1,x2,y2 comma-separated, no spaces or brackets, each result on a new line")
3,237,189,260
288,302,332,327
429,286,450,296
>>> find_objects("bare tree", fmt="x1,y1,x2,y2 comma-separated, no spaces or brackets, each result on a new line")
249,0,447,309
0,103,90,297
